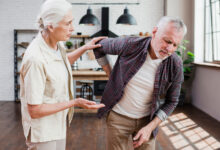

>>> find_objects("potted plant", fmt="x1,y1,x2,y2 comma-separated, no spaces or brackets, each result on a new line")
65,41,73,49
175,40,195,106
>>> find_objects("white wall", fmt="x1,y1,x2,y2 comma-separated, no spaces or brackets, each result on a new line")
0,0,164,101
0,0,44,101
70,0,164,36
166,0,194,52
192,66,220,121
166,0,194,103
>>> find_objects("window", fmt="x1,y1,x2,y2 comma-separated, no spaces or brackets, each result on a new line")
204,0,220,63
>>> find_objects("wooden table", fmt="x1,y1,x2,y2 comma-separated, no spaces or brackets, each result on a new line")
72,70,108,80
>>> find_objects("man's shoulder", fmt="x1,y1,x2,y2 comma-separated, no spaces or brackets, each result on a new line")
99,36,151,46
169,52,183,65
123,35,151,43
165,53,183,74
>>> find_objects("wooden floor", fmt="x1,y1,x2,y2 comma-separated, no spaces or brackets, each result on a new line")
0,102,220,150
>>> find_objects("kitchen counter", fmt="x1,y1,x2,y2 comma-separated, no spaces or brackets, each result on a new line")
72,70,108,80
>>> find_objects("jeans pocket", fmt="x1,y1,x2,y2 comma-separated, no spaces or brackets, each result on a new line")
106,111,111,123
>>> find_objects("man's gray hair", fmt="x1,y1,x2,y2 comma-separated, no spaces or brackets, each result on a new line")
157,16,187,36
36,0,72,31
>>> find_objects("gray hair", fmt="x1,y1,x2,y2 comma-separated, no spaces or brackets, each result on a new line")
36,0,72,31
157,16,187,36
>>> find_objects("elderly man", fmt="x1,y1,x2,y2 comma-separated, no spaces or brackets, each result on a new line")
93,16,187,150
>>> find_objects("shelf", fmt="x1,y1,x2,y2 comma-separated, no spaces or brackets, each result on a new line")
14,29,38,102
70,35,90,38
16,84,20,89
17,56,23,60
15,99,20,103
66,49,76,53
15,29,38,32
72,70,107,76
72,70,108,81
17,42,29,49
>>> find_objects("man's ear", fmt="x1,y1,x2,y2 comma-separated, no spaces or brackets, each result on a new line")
152,27,158,38
47,24,54,33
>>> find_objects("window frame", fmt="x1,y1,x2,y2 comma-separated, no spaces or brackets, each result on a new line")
204,0,220,63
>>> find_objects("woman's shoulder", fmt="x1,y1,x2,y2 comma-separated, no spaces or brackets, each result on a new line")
22,53,44,69
22,39,44,66
20,51,44,76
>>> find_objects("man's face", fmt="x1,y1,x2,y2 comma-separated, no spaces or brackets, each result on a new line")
51,10,74,41
151,23,184,59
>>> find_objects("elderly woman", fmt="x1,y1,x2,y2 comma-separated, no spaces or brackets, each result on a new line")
20,0,105,149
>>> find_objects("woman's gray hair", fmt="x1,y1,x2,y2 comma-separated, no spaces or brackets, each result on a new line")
157,16,187,36
36,0,72,31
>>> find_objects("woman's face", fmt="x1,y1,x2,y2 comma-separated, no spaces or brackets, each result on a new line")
51,10,74,41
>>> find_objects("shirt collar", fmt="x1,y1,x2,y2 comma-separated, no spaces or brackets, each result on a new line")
36,32,63,61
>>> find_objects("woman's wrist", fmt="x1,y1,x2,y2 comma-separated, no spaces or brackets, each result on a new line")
80,45,88,52
69,99,77,107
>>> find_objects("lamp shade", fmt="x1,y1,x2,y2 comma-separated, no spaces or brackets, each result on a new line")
79,7,100,25
116,7,137,25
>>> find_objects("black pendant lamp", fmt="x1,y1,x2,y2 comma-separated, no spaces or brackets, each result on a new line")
116,6,137,25
79,7,100,26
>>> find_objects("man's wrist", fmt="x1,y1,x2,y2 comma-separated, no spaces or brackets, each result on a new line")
147,116,162,131
146,122,156,131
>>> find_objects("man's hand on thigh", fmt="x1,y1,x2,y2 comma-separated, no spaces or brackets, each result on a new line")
133,125,153,148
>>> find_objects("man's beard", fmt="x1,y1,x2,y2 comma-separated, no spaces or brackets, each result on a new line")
154,49,171,60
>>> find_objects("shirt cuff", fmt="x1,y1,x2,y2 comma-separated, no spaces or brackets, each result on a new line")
96,56,109,66
155,109,168,122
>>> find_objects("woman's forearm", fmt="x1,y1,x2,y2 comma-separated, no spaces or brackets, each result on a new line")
28,100,75,119
68,37,106,65
67,46,87,65
28,98,105,119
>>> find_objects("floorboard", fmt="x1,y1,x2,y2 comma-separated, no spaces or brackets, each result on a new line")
0,102,219,150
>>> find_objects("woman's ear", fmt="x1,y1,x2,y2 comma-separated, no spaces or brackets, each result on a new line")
47,24,54,33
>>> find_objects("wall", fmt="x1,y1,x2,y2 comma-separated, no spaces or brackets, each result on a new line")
192,66,220,121
70,1,164,36
166,0,194,103
0,0,164,101
0,0,44,101
166,0,194,53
